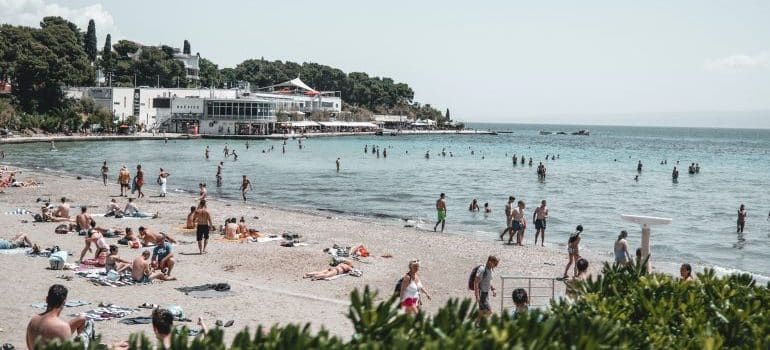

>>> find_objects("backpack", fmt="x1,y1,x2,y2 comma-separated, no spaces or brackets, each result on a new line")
468,265,487,290
394,276,405,294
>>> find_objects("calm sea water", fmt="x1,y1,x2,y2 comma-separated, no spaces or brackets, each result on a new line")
3,123,770,278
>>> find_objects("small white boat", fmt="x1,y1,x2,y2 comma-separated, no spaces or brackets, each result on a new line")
539,130,554,135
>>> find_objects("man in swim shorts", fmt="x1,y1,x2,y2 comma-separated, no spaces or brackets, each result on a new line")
434,193,446,232
533,200,549,246
194,200,213,254
118,166,130,197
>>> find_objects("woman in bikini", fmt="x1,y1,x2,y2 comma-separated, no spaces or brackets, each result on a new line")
105,245,131,273
303,260,354,281
563,225,583,279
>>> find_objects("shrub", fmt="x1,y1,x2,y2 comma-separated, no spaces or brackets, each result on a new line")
35,265,770,349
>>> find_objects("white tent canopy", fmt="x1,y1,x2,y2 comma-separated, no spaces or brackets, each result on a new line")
264,78,318,93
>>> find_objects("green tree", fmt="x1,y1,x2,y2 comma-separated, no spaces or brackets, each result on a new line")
183,39,190,55
98,33,114,83
84,19,97,62
445,108,451,121
113,40,139,58
198,58,221,88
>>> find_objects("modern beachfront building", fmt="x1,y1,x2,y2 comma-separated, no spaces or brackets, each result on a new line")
65,78,344,135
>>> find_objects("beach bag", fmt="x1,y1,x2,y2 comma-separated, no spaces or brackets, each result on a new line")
49,251,68,270
394,277,404,295
468,265,486,290
54,224,69,234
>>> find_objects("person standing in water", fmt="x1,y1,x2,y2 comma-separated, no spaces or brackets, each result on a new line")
100,161,109,186
499,196,515,241
434,193,447,232
336,158,341,172
672,166,679,182
204,146,210,160
533,200,548,246
223,144,229,158
614,230,631,265
240,175,252,201
737,204,747,233
216,162,223,187
637,161,643,173
232,149,238,161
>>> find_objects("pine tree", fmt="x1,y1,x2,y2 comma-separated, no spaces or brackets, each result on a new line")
84,19,97,62
183,40,191,55
445,108,451,121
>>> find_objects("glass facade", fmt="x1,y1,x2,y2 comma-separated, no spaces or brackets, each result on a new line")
205,100,274,121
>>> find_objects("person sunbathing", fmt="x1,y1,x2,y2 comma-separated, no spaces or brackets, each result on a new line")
237,217,248,237
0,233,34,250
138,226,177,246
303,260,354,281
11,177,40,187
52,197,70,219
224,218,239,240
131,250,175,283
185,206,197,229
124,198,158,218
105,199,124,217
105,245,131,273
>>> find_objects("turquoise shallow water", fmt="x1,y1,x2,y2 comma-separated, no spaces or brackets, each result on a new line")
3,123,770,278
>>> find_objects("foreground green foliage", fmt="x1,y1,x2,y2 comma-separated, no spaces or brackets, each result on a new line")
34,262,770,349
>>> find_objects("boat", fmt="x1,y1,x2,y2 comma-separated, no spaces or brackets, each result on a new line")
571,129,590,136
539,130,554,135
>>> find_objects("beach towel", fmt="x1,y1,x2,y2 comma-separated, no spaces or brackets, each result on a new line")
0,248,28,255
254,236,282,243
32,300,89,309
77,304,137,321
177,283,234,298
119,316,152,325
4,208,32,215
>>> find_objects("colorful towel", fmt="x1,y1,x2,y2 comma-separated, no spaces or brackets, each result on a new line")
32,300,90,309
4,208,32,215
0,248,28,255
77,304,138,321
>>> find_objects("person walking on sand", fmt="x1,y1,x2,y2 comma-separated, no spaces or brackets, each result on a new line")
533,200,549,246
134,165,145,198
399,260,432,316
240,175,252,201
157,168,170,197
563,225,583,279
434,193,447,232
510,200,527,246
194,200,213,254
499,196,515,242
336,158,341,172
118,165,130,197
198,183,207,201
614,231,631,266
100,161,109,186
737,204,747,233
474,255,499,323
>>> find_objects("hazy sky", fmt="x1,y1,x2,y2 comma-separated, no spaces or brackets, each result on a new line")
2,0,770,128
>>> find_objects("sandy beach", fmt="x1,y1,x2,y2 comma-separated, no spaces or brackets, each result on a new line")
0,166,601,347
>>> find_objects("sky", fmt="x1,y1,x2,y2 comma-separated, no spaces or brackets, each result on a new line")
2,0,770,128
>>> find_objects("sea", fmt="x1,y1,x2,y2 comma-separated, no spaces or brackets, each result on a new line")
3,123,770,280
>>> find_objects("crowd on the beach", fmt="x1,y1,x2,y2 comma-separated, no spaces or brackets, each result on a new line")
2,138,769,349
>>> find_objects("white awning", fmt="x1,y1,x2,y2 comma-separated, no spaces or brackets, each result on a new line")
265,78,318,93
283,121,320,127
318,121,378,128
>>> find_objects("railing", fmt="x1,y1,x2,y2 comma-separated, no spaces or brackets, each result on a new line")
499,276,563,314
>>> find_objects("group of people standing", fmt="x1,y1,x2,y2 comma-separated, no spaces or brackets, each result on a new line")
103,162,169,198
